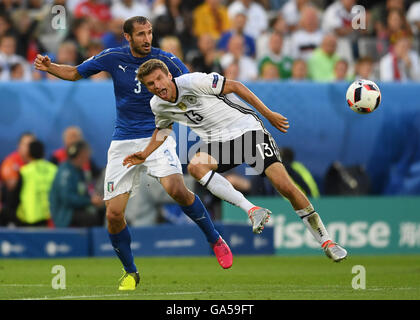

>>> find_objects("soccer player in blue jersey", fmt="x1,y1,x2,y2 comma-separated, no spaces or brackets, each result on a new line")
34,16,232,290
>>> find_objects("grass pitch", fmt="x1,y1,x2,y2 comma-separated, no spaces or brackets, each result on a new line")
0,255,419,300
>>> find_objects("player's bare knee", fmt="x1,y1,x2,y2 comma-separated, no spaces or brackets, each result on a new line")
106,207,124,225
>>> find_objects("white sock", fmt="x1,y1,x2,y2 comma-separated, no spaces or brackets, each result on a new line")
199,171,256,213
296,204,331,246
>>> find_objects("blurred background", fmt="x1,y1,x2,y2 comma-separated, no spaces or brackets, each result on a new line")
0,0,419,258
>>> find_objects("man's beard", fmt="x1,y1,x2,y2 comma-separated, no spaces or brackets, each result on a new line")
131,42,151,56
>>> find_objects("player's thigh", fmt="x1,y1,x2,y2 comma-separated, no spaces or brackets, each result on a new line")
105,192,130,218
188,152,219,179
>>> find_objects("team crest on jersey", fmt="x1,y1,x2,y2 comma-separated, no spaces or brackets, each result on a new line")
176,102,187,111
184,95,198,105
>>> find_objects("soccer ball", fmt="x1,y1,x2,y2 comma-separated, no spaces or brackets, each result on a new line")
346,79,381,114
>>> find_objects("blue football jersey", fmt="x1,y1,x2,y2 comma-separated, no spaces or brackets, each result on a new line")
76,46,189,140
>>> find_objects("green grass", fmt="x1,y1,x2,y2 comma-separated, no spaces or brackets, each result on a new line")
0,255,419,300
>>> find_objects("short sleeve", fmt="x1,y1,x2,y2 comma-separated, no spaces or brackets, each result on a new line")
76,53,107,78
189,72,226,96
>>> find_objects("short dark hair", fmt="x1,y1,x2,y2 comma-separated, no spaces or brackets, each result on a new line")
123,16,151,35
29,140,44,159
67,140,90,159
137,59,169,83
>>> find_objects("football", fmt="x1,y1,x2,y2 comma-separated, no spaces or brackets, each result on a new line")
346,79,381,114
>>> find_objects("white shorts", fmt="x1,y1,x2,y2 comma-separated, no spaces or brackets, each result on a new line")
103,136,182,201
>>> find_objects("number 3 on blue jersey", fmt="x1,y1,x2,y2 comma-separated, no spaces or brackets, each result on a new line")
134,73,141,94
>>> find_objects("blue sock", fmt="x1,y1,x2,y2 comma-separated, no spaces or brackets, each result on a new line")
108,226,137,273
180,195,220,244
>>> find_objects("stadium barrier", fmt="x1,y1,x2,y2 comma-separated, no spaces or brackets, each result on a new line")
0,223,274,258
1,81,420,193
222,196,420,255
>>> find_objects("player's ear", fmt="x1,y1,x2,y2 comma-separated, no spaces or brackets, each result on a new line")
123,32,131,42
168,72,173,80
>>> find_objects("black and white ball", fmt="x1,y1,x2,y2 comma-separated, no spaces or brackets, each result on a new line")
346,79,381,114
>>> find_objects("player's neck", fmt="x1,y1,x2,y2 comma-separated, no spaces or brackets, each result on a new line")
169,80,178,103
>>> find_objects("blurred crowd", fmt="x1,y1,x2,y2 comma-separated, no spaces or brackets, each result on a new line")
1,0,420,82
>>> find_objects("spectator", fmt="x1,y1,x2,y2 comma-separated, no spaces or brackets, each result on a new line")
258,32,293,79
49,140,103,228
321,0,357,65
101,18,128,49
291,58,308,80
289,5,323,61
371,0,405,37
354,56,376,80
193,0,231,40
307,33,340,82
228,0,268,40
111,0,151,20
12,140,57,227
281,0,311,31
217,10,256,57
74,0,111,39
0,34,32,81
220,33,258,81
260,60,281,80
222,60,239,80
10,8,43,62
0,0,23,14
152,0,195,52
334,59,350,81
50,126,101,181
9,61,25,80
256,12,290,60
186,33,223,74
45,41,79,80
65,18,92,63
384,9,412,50
0,13,14,39
407,1,420,35
0,132,35,226
379,37,420,82
159,35,184,62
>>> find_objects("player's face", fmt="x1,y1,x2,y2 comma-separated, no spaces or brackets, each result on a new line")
143,69,175,102
126,22,153,57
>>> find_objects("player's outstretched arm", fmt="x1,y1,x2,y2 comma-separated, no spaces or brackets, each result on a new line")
123,126,173,168
222,79,289,133
34,54,82,81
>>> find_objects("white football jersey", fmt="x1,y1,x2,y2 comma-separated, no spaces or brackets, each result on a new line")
151,72,264,143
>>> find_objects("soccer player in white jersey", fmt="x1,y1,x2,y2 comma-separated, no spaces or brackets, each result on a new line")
34,17,233,290
123,59,348,262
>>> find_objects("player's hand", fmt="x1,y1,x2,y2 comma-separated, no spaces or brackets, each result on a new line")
267,112,289,133
34,54,51,72
123,151,147,168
